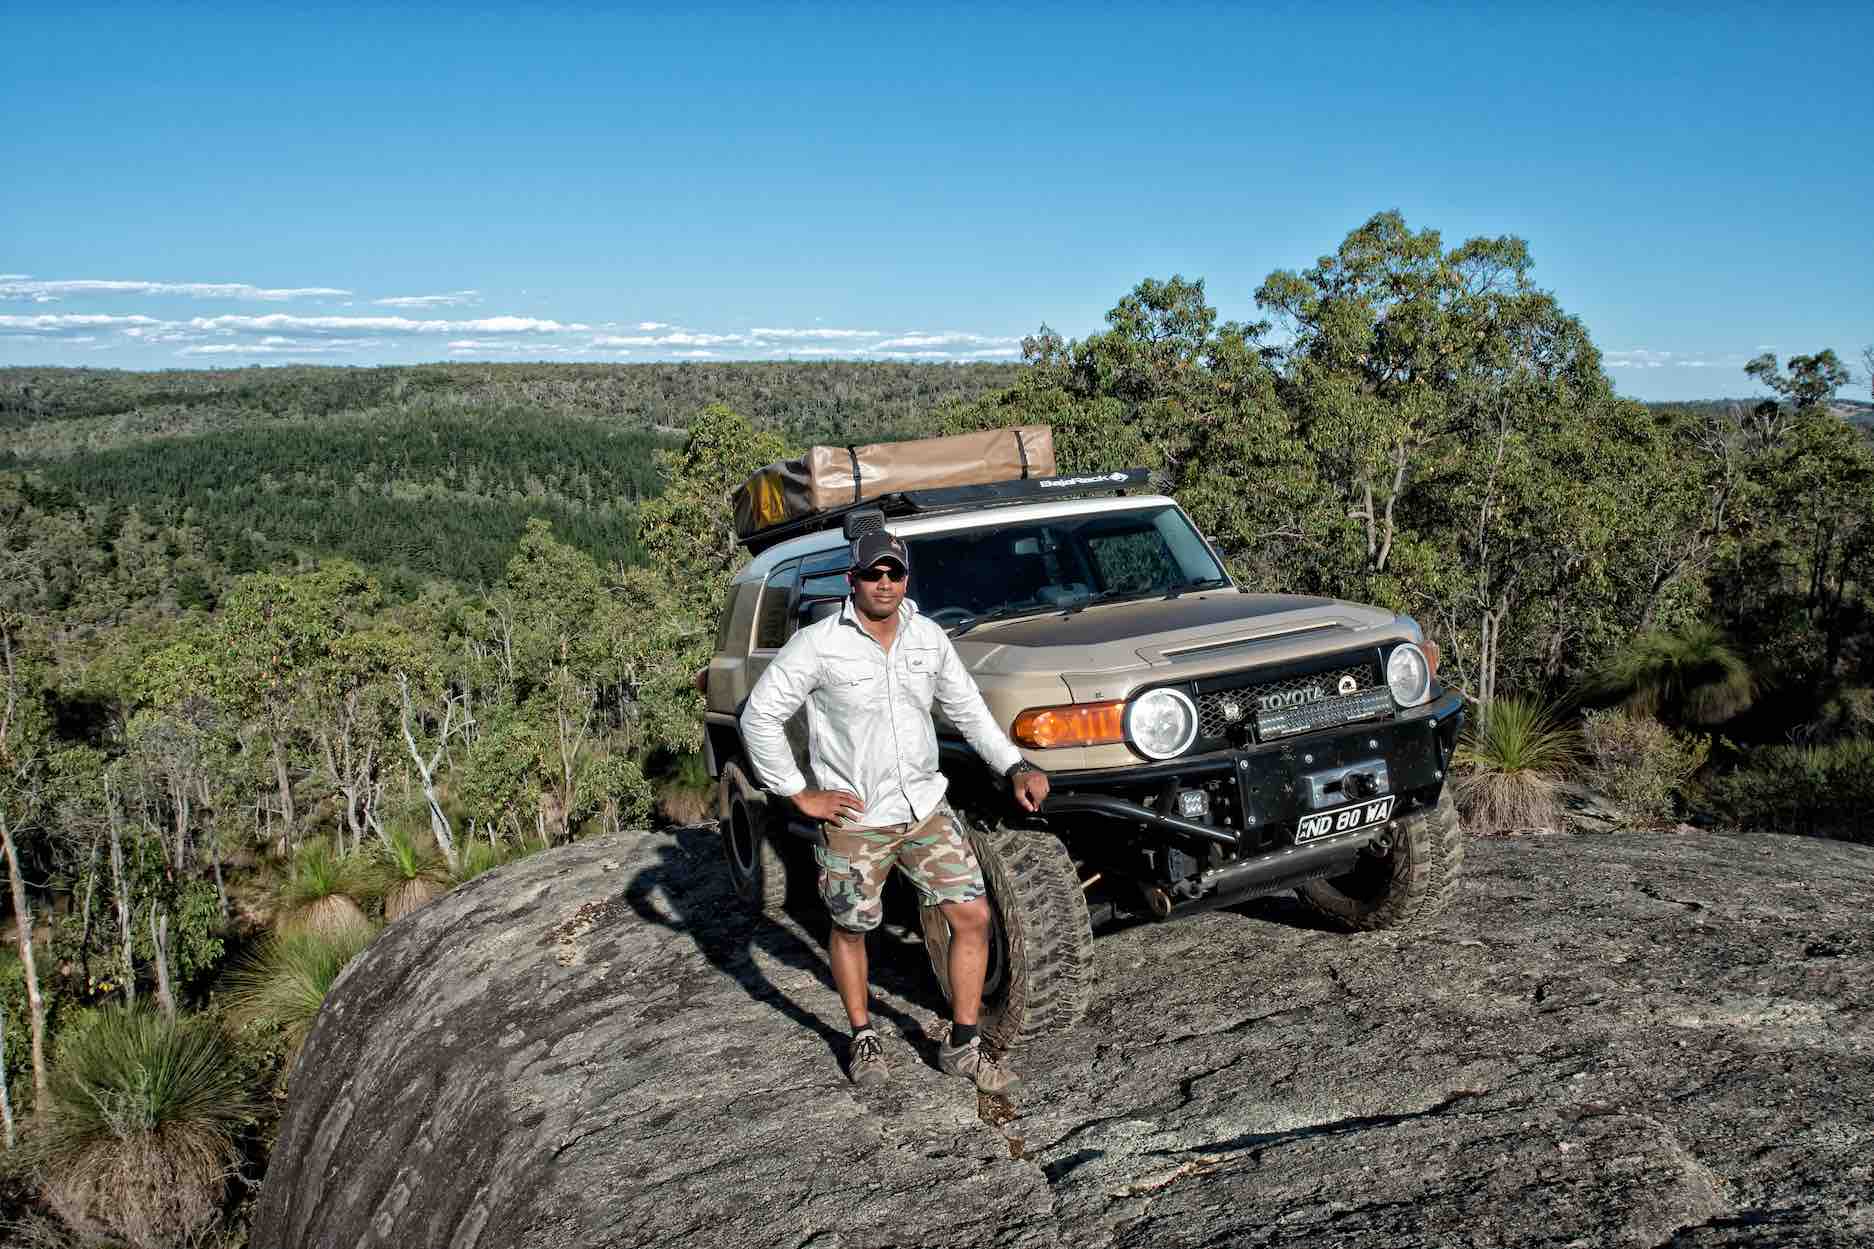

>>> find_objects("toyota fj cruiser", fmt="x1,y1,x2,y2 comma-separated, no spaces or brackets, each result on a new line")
702,463,1466,1051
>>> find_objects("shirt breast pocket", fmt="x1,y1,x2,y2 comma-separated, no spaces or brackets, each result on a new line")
901,647,939,699
821,660,879,711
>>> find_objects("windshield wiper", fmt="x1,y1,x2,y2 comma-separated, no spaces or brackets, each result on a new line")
1165,577,1229,599
947,605,1055,637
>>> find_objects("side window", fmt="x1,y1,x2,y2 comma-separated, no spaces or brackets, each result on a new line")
795,550,851,634
753,560,800,650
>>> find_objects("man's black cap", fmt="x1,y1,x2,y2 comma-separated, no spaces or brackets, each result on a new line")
850,530,911,572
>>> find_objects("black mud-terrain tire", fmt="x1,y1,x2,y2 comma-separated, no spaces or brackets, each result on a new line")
1299,790,1464,930
920,814,1094,1053
718,763,790,918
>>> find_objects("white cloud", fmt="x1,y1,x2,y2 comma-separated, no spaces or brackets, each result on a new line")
374,291,481,308
1673,360,1715,368
0,278,350,302
870,332,1019,351
750,327,882,340
775,346,863,357
445,339,583,354
591,330,747,348
179,338,385,356
0,313,162,333
187,314,586,335
636,321,670,331
1605,349,1675,369
671,350,720,358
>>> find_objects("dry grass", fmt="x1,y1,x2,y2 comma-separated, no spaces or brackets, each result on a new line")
385,876,444,922
656,782,714,826
655,752,716,827
278,891,372,937
44,1127,231,1249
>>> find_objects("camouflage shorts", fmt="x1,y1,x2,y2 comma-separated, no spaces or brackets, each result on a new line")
814,803,986,933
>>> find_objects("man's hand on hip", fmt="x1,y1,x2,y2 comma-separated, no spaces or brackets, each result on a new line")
1011,769,1050,813
792,788,865,823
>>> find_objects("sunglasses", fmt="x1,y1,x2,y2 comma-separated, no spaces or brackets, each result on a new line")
853,565,908,584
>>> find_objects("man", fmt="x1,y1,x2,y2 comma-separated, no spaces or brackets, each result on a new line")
740,529,1050,1092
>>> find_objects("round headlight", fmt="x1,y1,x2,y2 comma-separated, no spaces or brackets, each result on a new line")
1126,688,1198,759
1387,642,1433,707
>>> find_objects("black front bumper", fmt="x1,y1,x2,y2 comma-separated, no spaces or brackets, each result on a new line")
1030,689,1465,852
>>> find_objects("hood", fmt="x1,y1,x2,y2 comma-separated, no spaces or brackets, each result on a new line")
954,591,1408,704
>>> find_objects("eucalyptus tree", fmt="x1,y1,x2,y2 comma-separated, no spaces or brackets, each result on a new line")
1255,211,1653,701
0,609,51,1115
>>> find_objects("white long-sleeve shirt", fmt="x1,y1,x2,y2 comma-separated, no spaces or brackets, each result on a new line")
739,596,1025,826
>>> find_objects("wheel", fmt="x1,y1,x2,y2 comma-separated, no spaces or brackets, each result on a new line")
1299,789,1465,930
919,813,1094,1053
718,763,790,918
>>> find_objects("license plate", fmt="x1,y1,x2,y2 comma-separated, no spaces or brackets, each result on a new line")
1295,795,1396,844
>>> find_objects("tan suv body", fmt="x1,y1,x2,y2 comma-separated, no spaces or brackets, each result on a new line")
702,475,1467,1048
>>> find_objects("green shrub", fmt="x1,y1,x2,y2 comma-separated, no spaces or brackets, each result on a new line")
38,1007,249,1249
453,837,519,883
1703,738,1874,843
223,926,377,1059
1452,697,1579,834
1580,709,1710,824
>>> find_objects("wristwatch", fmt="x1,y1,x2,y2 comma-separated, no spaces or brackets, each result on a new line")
1004,760,1040,782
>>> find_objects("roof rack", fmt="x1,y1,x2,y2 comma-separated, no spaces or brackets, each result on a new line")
739,468,1155,554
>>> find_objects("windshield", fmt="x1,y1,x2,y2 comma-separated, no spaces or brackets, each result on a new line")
903,505,1228,628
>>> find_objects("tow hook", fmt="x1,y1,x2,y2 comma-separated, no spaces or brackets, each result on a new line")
1364,823,1396,856
1141,885,1174,920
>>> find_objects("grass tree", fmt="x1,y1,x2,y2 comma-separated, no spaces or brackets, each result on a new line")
372,825,449,922
1452,696,1580,834
38,1007,251,1248
274,840,372,937
225,925,376,1060
1585,623,1757,726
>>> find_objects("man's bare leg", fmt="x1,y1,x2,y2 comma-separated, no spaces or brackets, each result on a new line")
827,926,872,1028
939,896,992,1027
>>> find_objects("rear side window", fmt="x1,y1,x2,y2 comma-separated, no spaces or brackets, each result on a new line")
754,560,800,650
714,586,742,654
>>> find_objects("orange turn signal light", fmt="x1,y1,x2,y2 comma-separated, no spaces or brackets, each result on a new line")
1422,640,1440,677
1012,700,1125,749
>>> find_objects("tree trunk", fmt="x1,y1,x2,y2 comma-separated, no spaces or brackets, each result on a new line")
398,674,460,873
0,1003,14,1149
211,837,230,920
106,776,136,1008
0,813,49,1119
150,903,176,1022
77,839,99,988
272,731,297,853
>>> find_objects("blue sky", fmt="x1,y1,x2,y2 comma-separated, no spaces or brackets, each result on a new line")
3,2,1868,402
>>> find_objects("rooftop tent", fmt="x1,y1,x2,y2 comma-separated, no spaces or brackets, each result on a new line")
731,425,1056,544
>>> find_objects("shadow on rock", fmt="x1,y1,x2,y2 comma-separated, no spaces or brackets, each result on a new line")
624,824,948,1061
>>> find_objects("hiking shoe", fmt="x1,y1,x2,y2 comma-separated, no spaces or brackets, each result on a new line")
938,1037,1020,1095
848,1031,889,1086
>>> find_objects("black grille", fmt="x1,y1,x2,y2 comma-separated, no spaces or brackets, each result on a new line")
1194,658,1390,745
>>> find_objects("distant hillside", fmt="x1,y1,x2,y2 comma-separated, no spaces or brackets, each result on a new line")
0,361,1026,589
0,360,1025,453
1647,396,1874,429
